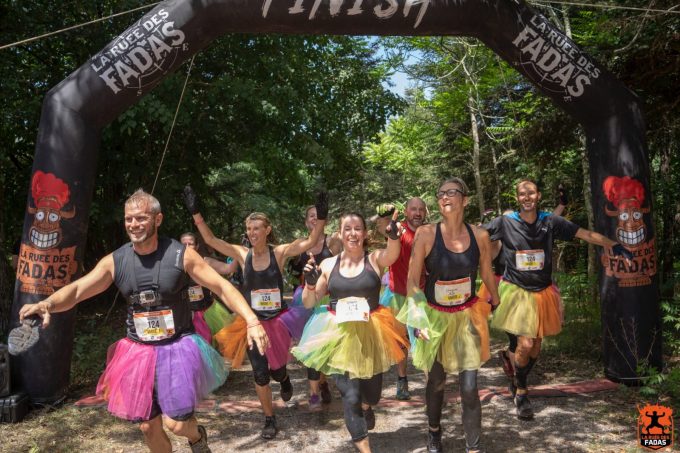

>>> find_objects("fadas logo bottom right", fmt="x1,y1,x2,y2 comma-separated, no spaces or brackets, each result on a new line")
638,404,673,451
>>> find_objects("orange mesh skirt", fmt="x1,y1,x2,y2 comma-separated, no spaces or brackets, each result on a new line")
491,280,563,338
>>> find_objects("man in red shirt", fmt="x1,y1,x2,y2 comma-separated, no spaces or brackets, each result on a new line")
376,197,427,400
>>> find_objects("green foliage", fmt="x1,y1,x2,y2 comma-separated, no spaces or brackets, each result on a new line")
70,310,121,387
636,362,680,404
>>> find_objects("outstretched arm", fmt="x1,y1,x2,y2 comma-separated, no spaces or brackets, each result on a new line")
575,228,633,261
185,247,268,352
19,254,115,327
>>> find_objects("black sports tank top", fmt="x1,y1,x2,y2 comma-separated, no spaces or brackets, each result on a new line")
242,246,286,320
328,253,381,311
113,237,193,344
424,223,479,311
289,235,333,280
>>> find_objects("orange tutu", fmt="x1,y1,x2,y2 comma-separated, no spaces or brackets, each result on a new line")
491,280,563,338
477,274,502,303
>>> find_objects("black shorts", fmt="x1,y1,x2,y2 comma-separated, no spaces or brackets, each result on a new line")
132,386,194,423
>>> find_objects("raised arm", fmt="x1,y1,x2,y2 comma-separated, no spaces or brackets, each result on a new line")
204,256,238,276
374,210,402,269
19,254,115,327
301,255,331,309
278,191,329,260
184,246,268,352
183,185,247,263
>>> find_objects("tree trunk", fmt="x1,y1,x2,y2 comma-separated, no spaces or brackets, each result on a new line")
468,90,484,221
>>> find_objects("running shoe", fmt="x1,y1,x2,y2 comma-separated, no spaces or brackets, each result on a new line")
514,394,534,420
189,425,211,453
364,407,376,430
396,378,411,401
280,376,293,402
319,381,332,404
261,416,278,439
427,429,443,453
308,394,321,411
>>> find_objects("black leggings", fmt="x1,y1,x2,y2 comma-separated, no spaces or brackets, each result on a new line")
307,367,321,381
332,373,383,442
246,343,287,386
426,361,481,451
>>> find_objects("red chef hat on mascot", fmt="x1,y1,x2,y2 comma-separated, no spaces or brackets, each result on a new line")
32,171,70,210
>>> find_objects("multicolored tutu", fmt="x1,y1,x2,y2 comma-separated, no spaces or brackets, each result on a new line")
291,298,408,379
203,301,235,338
288,285,314,340
192,310,212,344
214,309,296,370
397,291,490,374
477,274,502,303
491,280,563,338
379,286,412,344
96,334,227,421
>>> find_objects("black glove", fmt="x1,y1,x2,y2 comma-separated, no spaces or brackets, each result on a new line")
386,219,401,240
304,257,321,286
315,191,329,220
183,185,200,215
558,184,569,206
612,243,634,261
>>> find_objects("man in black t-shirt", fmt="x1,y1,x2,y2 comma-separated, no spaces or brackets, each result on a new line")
484,180,632,421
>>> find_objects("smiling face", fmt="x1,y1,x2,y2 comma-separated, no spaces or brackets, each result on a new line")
304,206,318,231
124,202,162,245
340,214,367,252
516,180,541,213
405,198,426,229
246,218,271,248
437,181,467,215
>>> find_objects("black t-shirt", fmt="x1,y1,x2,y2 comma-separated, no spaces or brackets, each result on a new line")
483,212,580,291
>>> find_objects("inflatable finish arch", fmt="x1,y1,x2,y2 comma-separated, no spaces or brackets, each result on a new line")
11,0,661,402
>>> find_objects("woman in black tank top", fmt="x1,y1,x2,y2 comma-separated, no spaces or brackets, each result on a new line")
187,190,330,440
288,205,342,410
397,178,499,453
291,212,408,453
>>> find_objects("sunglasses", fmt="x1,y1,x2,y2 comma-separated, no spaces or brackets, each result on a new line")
436,188,465,199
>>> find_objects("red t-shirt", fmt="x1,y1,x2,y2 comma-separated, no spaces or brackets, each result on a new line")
389,224,424,295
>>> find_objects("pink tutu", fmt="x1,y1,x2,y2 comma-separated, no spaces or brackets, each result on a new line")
96,334,227,421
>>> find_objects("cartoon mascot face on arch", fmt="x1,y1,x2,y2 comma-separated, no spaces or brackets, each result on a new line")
603,176,649,249
27,171,75,250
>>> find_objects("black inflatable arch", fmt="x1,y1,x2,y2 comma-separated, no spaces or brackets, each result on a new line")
11,0,661,403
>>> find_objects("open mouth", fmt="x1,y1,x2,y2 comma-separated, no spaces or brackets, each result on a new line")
30,228,60,249
617,227,645,246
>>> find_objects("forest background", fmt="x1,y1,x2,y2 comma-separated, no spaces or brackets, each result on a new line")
0,0,678,400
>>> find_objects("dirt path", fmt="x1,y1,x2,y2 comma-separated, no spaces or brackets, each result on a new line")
1,341,646,453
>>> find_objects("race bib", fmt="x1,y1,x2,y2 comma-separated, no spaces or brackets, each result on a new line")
335,297,370,323
515,249,545,271
250,288,282,311
133,310,175,341
434,278,472,306
187,285,204,302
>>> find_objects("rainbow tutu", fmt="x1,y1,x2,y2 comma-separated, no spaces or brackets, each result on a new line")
214,310,294,370
203,301,235,339
192,310,212,344
96,334,227,421
397,291,490,374
491,280,563,338
292,299,408,379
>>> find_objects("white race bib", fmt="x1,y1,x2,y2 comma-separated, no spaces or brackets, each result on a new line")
133,310,175,341
187,285,204,302
515,249,545,271
434,278,472,306
335,297,370,323
250,288,282,311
